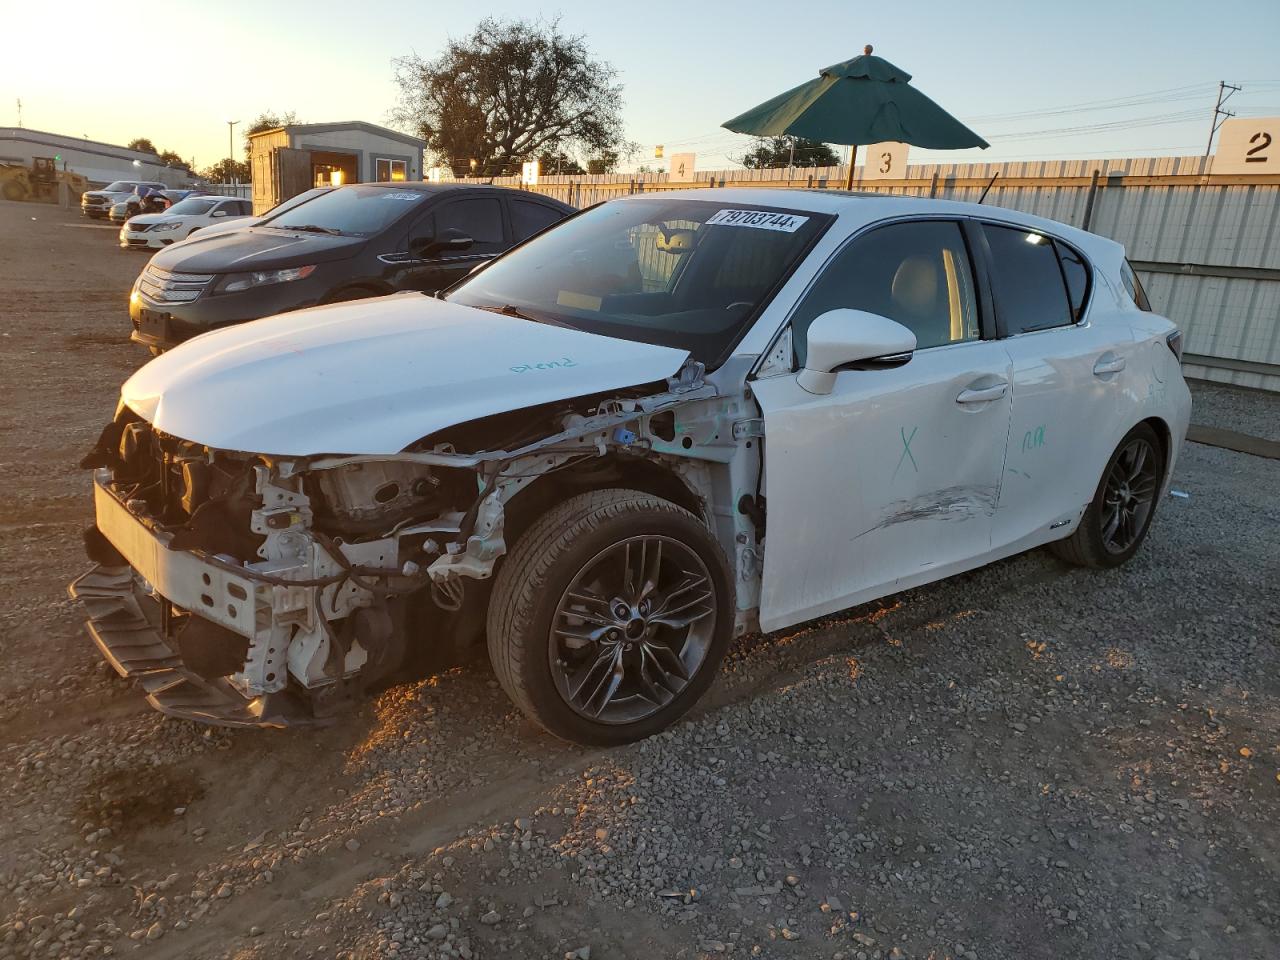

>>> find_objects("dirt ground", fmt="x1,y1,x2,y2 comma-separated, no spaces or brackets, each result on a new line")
1,200,1277,960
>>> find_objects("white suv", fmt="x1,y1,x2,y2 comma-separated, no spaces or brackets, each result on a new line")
120,196,253,250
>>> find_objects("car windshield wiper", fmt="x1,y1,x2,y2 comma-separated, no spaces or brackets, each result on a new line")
473,303,573,329
272,223,342,235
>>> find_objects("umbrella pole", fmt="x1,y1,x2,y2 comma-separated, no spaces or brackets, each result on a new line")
845,145,857,190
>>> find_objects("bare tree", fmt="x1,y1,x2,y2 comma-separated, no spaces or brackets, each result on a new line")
392,18,625,177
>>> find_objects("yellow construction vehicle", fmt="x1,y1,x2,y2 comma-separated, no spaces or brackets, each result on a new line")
0,157,88,203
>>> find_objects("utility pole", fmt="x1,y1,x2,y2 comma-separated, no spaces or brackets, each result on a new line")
226,119,240,185
16,98,22,127
1205,81,1241,156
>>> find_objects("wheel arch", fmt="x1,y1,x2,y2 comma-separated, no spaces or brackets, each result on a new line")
501,454,708,554
323,280,395,303
1138,415,1172,473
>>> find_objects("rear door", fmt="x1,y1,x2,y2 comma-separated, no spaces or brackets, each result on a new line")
979,222,1136,548
753,218,1013,631
395,193,509,293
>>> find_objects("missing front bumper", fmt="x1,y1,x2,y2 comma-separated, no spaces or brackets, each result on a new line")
68,565,314,728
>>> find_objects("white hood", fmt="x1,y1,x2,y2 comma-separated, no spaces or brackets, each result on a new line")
121,293,690,456
128,213,174,227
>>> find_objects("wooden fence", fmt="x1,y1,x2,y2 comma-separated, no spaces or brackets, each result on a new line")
478,155,1280,392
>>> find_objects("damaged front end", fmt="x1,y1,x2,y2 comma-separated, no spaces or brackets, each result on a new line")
69,361,745,728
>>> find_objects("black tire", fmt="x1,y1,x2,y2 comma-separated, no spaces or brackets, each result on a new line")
1051,423,1164,568
486,488,734,745
2,180,27,202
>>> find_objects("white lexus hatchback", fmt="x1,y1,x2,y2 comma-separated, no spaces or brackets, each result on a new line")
72,189,1190,745
119,195,253,250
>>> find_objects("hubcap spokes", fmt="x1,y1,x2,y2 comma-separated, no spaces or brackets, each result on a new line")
1101,439,1158,553
551,536,716,724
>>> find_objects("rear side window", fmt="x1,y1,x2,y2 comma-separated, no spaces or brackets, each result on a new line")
510,199,565,242
1120,260,1152,311
984,224,1072,335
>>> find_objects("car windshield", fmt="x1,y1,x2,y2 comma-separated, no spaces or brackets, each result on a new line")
102,181,135,193
266,185,426,237
165,197,219,216
260,187,330,221
447,198,830,365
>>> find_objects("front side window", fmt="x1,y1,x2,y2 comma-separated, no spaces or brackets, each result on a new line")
431,197,506,253
448,198,830,366
984,224,1072,335
791,219,980,365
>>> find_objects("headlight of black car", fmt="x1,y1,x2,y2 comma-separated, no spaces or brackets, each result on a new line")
213,265,317,294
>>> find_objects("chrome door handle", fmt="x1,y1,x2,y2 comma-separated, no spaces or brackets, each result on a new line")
1093,355,1126,376
956,382,1008,404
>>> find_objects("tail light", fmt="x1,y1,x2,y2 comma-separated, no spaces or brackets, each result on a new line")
1165,329,1183,362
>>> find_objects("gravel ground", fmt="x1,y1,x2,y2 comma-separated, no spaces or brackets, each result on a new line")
1,201,1277,960
1187,381,1280,443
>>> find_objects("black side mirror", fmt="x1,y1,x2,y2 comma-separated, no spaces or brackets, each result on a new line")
411,227,474,258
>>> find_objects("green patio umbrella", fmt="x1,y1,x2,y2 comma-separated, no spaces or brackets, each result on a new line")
722,45,988,189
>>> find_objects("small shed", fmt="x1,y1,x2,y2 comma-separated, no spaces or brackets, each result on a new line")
248,121,426,214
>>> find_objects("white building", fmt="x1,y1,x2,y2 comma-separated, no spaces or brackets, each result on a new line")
248,121,426,213
0,127,196,187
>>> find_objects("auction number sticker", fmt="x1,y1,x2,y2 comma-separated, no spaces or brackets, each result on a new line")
705,209,809,232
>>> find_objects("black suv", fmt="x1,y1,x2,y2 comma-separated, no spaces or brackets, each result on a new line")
129,182,574,351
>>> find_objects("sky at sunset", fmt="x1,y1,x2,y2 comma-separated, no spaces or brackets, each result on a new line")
4,0,1279,174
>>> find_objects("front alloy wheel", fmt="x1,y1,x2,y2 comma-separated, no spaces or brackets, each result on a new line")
487,489,733,745
550,535,716,724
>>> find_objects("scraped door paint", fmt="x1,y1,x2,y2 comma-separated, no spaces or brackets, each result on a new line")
753,342,1013,632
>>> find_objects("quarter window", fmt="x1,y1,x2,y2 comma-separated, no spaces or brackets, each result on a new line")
791,220,980,365
1120,260,1152,311
984,224,1073,335
1056,241,1090,321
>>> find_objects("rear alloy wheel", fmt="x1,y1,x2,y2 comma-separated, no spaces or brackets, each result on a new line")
1051,423,1164,568
487,489,733,745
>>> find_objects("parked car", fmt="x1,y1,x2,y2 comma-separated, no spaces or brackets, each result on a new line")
71,189,1190,745
119,196,253,250
126,182,574,351
81,180,167,219
109,189,197,225
166,188,333,245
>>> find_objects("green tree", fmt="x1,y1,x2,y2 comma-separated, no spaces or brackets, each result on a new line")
201,158,250,183
392,17,625,178
156,149,186,168
737,136,839,169
126,138,157,154
243,110,297,155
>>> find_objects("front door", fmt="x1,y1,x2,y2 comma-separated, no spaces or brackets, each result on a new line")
753,219,1013,632
396,194,509,293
